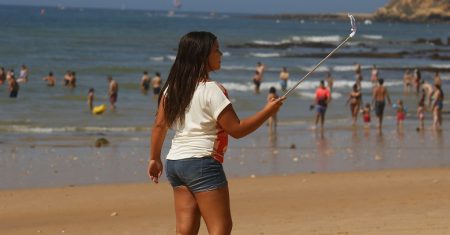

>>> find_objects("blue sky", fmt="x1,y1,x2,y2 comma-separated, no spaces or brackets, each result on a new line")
0,0,390,14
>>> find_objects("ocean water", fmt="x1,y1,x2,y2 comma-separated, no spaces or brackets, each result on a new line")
0,5,449,189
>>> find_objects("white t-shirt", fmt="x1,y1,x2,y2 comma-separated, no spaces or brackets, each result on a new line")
166,81,231,163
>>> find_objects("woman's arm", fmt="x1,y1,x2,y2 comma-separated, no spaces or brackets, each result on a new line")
218,97,285,139
432,90,441,109
148,99,168,184
358,91,364,106
345,93,351,105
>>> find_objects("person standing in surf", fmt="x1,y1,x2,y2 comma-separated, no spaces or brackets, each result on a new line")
372,78,391,132
314,80,331,129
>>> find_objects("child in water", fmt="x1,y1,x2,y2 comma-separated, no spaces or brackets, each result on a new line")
362,103,371,128
395,99,406,128
267,86,279,131
417,89,425,131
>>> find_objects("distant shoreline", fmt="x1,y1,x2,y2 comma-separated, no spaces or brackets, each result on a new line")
248,12,449,24
249,12,372,22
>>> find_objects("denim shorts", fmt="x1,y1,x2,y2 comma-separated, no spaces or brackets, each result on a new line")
166,157,228,193
316,105,327,114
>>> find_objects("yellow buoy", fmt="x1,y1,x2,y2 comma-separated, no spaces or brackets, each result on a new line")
92,104,106,115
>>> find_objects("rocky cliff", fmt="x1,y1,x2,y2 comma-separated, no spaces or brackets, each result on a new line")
374,0,449,23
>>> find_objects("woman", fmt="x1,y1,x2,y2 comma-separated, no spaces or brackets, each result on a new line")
17,64,29,83
431,84,444,130
147,31,285,234
346,83,362,125
434,71,442,87
417,89,426,131
370,64,379,87
403,69,412,93
414,68,421,93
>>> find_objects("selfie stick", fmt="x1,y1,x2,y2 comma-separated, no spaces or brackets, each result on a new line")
282,14,357,98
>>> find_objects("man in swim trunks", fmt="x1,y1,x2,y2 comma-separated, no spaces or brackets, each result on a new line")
151,72,162,97
87,88,95,111
372,78,391,132
7,71,19,98
140,71,150,92
256,61,265,77
42,72,56,87
252,70,262,94
315,80,331,129
107,75,119,110
253,62,265,94
279,67,289,92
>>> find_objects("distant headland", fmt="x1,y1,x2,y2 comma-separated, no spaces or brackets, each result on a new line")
250,0,449,24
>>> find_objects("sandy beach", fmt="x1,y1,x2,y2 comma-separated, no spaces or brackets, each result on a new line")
1,4,449,235
2,167,450,235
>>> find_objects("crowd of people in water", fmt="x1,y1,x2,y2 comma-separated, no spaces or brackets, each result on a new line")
251,61,445,132
1,62,445,131
343,64,443,132
0,64,163,113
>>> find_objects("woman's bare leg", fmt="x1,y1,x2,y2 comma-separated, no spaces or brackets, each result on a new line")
195,186,232,235
433,107,438,129
173,186,201,235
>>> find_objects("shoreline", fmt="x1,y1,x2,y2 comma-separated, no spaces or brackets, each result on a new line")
2,167,450,234
1,116,450,190
247,12,450,24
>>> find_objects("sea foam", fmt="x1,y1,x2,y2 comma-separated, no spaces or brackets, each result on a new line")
361,35,383,40
250,52,281,58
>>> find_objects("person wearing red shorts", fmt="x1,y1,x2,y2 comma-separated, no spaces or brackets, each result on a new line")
395,99,406,128
362,103,371,128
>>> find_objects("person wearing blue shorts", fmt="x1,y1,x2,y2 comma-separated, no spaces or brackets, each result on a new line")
431,84,444,130
148,31,285,235
279,67,289,92
314,80,331,129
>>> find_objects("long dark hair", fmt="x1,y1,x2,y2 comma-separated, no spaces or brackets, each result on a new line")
158,31,217,127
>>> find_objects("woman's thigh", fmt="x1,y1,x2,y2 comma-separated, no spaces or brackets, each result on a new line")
173,186,201,234
195,186,232,235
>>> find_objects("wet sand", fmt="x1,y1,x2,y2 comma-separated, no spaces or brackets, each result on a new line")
1,167,450,235
1,116,450,189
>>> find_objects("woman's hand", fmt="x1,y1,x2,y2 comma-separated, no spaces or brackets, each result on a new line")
265,97,286,115
148,159,163,184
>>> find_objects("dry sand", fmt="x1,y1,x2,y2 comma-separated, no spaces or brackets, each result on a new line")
1,167,450,235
